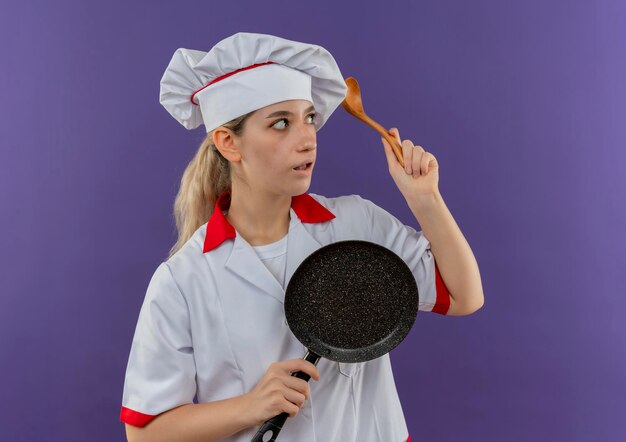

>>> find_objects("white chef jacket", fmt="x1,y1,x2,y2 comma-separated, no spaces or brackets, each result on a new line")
120,190,451,442
251,233,289,289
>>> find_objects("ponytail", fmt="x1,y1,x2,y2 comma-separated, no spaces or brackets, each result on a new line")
166,111,253,259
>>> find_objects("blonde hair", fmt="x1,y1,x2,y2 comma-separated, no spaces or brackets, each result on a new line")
166,111,255,260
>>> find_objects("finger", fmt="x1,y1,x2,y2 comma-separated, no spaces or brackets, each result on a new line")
412,147,422,177
402,139,414,174
381,134,402,172
389,128,407,170
281,399,300,417
390,127,401,142
275,359,320,381
420,149,430,175
282,376,311,399
282,387,307,408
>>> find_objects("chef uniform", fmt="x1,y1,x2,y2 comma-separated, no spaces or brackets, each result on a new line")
120,32,451,442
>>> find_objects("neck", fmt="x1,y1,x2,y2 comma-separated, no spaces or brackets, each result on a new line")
225,181,291,246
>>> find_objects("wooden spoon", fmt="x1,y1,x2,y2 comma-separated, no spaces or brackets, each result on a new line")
341,77,405,168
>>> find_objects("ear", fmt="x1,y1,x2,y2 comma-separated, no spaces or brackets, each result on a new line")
212,126,242,162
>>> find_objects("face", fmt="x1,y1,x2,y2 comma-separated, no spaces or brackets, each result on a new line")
215,99,318,197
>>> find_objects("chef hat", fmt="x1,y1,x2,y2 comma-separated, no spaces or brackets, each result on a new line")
159,32,348,133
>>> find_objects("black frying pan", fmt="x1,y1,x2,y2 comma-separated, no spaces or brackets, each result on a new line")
251,240,419,442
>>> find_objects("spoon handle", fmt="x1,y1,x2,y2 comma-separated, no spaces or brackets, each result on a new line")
354,112,406,168
341,100,404,167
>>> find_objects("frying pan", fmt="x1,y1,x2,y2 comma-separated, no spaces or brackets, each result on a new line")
251,239,420,442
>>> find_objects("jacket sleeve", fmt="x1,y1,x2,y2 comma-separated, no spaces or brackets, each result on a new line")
357,195,451,315
119,262,197,427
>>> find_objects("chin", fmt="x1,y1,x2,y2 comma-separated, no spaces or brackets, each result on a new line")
292,182,311,196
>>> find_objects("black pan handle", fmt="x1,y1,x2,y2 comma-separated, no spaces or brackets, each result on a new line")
251,350,321,442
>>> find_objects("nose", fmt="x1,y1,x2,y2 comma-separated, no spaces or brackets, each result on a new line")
300,140,316,151
296,124,317,152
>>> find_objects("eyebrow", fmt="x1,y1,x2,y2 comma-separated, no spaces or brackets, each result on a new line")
265,105,316,118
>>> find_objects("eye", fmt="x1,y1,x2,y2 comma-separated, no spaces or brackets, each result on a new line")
271,112,317,130
271,119,288,130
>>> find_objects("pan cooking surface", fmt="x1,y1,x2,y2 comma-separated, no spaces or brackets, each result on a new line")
285,240,419,362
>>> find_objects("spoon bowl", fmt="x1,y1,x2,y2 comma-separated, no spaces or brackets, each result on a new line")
341,77,406,167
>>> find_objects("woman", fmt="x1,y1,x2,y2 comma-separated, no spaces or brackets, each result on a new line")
121,32,484,442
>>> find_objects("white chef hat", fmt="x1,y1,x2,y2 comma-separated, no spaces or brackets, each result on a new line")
159,32,348,133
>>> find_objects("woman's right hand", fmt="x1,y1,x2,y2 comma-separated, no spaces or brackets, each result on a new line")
241,358,321,426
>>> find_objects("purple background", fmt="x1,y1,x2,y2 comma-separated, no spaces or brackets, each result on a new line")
1,0,624,441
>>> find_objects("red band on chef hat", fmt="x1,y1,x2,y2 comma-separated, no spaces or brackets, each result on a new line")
190,61,276,105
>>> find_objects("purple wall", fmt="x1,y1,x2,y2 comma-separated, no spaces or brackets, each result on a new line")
1,0,624,440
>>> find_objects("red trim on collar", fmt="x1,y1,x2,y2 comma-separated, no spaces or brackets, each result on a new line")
202,189,335,253
202,190,237,253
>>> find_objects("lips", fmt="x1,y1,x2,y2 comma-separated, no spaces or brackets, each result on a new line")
293,161,313,171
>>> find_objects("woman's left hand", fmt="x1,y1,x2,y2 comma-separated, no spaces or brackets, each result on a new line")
381,127,440,200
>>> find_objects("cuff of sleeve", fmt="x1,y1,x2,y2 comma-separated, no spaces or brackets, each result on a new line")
120,406,157,428
431,262,451,315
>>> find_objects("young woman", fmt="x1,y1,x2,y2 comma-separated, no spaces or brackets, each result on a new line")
121,32,484,442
